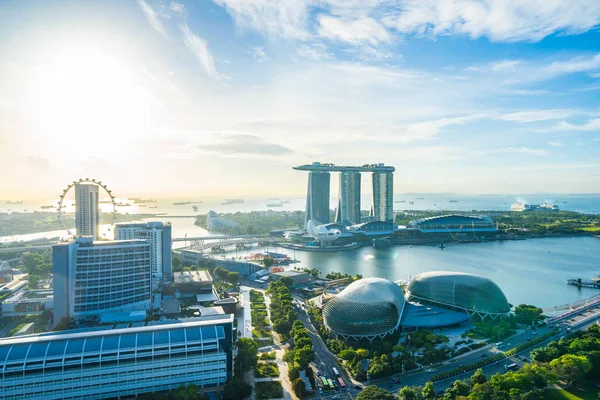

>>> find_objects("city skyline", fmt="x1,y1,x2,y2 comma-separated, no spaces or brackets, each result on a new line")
1,1,600,197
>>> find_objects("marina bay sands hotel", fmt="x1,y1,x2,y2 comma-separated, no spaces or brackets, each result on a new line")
293,162,395,226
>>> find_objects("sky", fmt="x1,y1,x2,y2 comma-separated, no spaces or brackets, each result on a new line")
1,0,600,199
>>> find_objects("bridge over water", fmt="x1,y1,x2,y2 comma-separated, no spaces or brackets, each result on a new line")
172,235,279,252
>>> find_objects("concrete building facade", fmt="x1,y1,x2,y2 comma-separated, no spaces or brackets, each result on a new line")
74,184,99,239
52,237,152,323
115,221,173,282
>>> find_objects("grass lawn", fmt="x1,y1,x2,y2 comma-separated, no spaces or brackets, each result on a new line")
255,362,280,378
545,381,599,400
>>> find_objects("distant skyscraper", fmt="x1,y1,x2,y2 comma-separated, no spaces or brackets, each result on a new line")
75,183,100,238
115,221,173,282
53,237,152,323
336,171,361,225
305,171,330,226
372,171,394,222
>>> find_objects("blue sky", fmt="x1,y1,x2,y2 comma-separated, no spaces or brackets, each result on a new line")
0,0,599,197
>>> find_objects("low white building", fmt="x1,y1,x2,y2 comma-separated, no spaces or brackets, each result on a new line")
0,315,234,400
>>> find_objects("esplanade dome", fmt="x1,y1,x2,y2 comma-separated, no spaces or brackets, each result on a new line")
322,277,406,341
406,271,510,315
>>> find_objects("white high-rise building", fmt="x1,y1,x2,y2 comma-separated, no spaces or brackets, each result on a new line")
75,184,100,239
52,237,152,323
115,222,173,282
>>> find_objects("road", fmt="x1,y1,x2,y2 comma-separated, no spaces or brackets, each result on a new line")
380,304,600,393
293,299,361,400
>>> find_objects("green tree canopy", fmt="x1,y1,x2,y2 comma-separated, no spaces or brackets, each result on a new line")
356,386,396,400
235,338,259,375
514,304,544,325
223,378,252,400
294,347,315,369
550,354,592,387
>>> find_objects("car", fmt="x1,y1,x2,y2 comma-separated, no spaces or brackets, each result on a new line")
354,385,363,390
481,354,488,358
532,331,537,335
318,388,323,394
458,364,465,368
437,389,445,395
392,377,400,383
427,368,435,373
332,396,341,400
527,337,532,341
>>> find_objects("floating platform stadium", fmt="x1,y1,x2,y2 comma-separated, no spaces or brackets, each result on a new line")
321,272,510,342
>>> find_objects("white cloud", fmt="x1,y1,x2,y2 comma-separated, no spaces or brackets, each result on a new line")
317,15,390,46
547,140,564,147
137,0,168,37
169,2,185,13
490,60,522,71
383,0,600,43
501,109,580,123
297,44,333,60
252,47,271,63
180,23,219,79
555,118,600,131
211,0,313,39
590,73,600,78
545,53,600,75
486,147,549,156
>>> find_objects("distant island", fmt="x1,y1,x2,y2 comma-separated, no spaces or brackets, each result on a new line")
173,201,203,205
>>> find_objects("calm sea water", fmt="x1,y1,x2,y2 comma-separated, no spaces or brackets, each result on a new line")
2,193,600,216
231,237,600,310
2,194,600,310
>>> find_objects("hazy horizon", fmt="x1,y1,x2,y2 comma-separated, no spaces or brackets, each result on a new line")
1,1,600,197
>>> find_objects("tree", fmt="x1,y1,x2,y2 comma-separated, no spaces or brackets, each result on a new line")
471,368,488,385
226,271,239,286
422,382,436,400
27,275,40,289
514,304,543,325
294,347,315,369
172,254,182,269
274,320,292,335
398,386,420,400
235,338,259,374
550,354,592,387
173,384,200,400
223,378,252,400
279,276,294,288
356,386,396,400
447,379,470,397
292,378,305,398
263,257,275,268
295,337,313,350
53,317,70,331
288,366,300,381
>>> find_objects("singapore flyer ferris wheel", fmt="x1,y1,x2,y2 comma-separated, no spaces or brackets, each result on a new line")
57,178,118,237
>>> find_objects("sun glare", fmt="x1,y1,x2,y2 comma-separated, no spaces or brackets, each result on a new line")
30,46,157,154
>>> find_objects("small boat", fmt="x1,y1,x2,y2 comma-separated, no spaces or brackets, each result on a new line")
266,203,283,208
192,206,199,211
394,200,406,203
416,197,424,200
449,200,459,203
409,201,415,205
150,206,158,209
40,205,55,209
139,204,147,207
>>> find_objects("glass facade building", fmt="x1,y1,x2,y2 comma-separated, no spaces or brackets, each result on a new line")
322,278,406,341
372,171,394,223
406,271,510,316
53,238,152,323
336,171,361,225
0,315,233,400
305,171,330,226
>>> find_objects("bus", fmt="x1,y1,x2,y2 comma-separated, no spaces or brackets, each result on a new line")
337,377,346,390
327,378,335,390
332,367,340,377
505,363,519,371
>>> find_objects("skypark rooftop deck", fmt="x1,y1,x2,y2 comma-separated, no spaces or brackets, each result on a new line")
294,162,395,172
